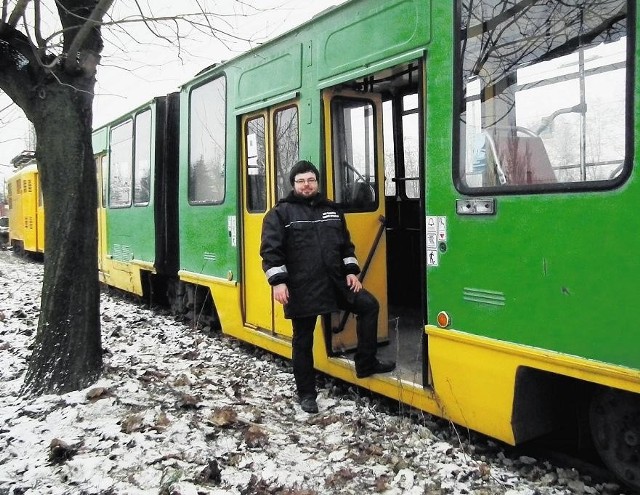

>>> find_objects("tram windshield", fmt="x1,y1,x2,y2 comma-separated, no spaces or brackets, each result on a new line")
458,0,629,190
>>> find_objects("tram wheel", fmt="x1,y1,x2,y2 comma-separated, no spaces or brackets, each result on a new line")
589,387,640,491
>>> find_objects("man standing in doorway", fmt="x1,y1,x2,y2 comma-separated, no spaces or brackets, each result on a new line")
260,160,395,414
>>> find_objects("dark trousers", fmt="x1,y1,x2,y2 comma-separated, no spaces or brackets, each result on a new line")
291,288,379,399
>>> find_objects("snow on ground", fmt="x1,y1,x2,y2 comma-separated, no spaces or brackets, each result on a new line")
0,251,627,494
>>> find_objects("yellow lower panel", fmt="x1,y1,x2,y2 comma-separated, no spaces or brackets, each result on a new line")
426,328,518,444
179,271,292,360
100,258,147,296
425,326,640,444
154,263,640,449
428,327,640,394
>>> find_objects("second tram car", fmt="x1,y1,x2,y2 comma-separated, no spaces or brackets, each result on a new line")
92,94,180,298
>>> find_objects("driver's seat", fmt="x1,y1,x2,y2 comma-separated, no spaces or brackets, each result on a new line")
351,181,374,207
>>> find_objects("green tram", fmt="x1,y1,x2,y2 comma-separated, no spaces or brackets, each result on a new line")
91,0,638,487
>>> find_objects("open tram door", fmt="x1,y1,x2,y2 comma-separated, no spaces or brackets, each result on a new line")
321,89,390,355
322,60,427,384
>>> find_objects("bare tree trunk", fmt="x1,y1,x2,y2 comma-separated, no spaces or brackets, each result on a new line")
2,0,107,395
21,79,102,395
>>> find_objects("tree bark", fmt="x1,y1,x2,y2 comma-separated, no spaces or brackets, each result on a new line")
21,80,102,395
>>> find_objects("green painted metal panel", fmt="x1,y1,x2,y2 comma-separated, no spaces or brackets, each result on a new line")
104,104,158,264
107,209,156,263
235,44,303,109
179,200,239,280
178,74,239,281
317,0,429,80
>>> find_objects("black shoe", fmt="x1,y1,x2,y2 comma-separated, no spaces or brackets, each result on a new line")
299,396,318,414
356,360,396,379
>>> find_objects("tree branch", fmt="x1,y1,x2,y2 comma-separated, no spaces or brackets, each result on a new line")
132,0,174,46
7,0,30,28
100,14,254,44
64,0,113,74
33,0,47,53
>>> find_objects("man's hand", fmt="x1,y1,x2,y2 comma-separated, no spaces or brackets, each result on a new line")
346,274,362,292
273,283,289,305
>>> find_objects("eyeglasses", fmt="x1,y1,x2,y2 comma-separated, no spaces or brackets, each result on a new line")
294,178,317,184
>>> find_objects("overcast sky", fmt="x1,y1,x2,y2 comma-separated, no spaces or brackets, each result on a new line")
0,0,346,173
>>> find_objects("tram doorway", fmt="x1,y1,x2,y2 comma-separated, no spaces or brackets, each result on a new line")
380,86,426,385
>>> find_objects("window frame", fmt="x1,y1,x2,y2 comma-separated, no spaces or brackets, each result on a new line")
330,95,381,213
133,109,153,207
187,75,228,206
273,103,300,202
244,113,267,214
453,0,635,196
108,119,134,209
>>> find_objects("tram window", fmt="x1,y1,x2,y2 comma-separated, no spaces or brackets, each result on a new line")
458,0,628,191
402,94,420,199
109,120,133,208
133,110,151,206
383,100,396,197
274,106,299,201
331,98,378,212
245,116,267,212
189,76,226,204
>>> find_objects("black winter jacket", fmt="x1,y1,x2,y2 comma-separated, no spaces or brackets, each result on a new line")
260,191,360,319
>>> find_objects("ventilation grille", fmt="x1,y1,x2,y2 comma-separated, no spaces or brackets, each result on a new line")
463,288,506,306
113,244,133,261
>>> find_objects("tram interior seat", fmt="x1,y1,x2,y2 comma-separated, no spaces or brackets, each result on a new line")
483,129,557,186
